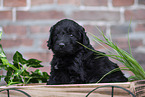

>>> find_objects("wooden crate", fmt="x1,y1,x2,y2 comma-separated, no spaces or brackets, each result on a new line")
0,80,145,97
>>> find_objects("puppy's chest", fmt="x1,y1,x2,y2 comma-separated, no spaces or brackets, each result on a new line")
52,56,83,70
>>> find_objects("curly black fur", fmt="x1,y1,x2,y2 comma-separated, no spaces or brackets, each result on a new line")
47,19,128,85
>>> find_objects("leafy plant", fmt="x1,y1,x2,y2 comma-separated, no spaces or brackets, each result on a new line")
0,32,49,86
78,20,145,82
86,26,145,82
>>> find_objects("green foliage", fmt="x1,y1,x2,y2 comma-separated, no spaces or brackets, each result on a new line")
78,21,145,82
88,26,145,82
0,32,49,86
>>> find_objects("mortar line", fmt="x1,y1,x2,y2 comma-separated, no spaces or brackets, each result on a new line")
12,8,16,22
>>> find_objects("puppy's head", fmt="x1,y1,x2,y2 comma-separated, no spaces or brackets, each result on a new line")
47,19,90,56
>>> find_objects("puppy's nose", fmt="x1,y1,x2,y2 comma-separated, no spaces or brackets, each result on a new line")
59,43,65,48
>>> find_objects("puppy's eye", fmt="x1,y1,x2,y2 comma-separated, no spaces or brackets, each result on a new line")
70,34,73,37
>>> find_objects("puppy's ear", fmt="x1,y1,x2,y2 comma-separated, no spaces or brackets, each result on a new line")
80,27,90,46
47,26,54,49
82,32,90,46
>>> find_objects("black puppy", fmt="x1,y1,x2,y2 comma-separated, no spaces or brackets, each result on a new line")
47,19,128,84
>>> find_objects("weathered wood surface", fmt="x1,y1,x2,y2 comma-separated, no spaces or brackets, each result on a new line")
134,80,145,97
0,80,144,97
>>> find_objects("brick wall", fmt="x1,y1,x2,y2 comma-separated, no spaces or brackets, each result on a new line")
0,0,145,73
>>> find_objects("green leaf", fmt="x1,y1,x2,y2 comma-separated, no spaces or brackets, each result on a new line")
0,31,2,41
97,68,121,83
29,69,49,83
21,70,30,76
29,69,42,83
0,61,7,69
13,75,23,83
4,67,13,84
13,51,27,65
128,20,132,56
0,75,5,81
128,76,139,81
31,69,42,75
1,58,18,71
7,82,23,86
0,45,6,58
27,59,43,68
42,72,49,79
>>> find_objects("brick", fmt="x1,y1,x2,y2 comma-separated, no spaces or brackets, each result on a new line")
125,9,145,21
130,39,143,48
113,38,143,49
106,38,143,52
17,11,65,20
138,0,145,5
110,25,132,35
84,25,106,37
0,11,12,20
4,0,26,7
30,25,50,34
31,0,53,6
112,0,134,6
135,23,145,32
73,11,120,21
3,25,27,36
94,42,110,51
83,0,107,6
42,39,49,49
57,0,81,5
24,52,53,63
141,65,145,71
0,38,33,48
113,38,129,49
4,53,14,61
133,52,145,65
0,70,3,75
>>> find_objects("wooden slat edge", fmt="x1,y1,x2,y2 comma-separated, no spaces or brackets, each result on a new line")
0,82,131,89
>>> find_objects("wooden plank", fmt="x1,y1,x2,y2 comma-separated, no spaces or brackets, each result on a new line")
0,81,141,97
134,80,145,97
